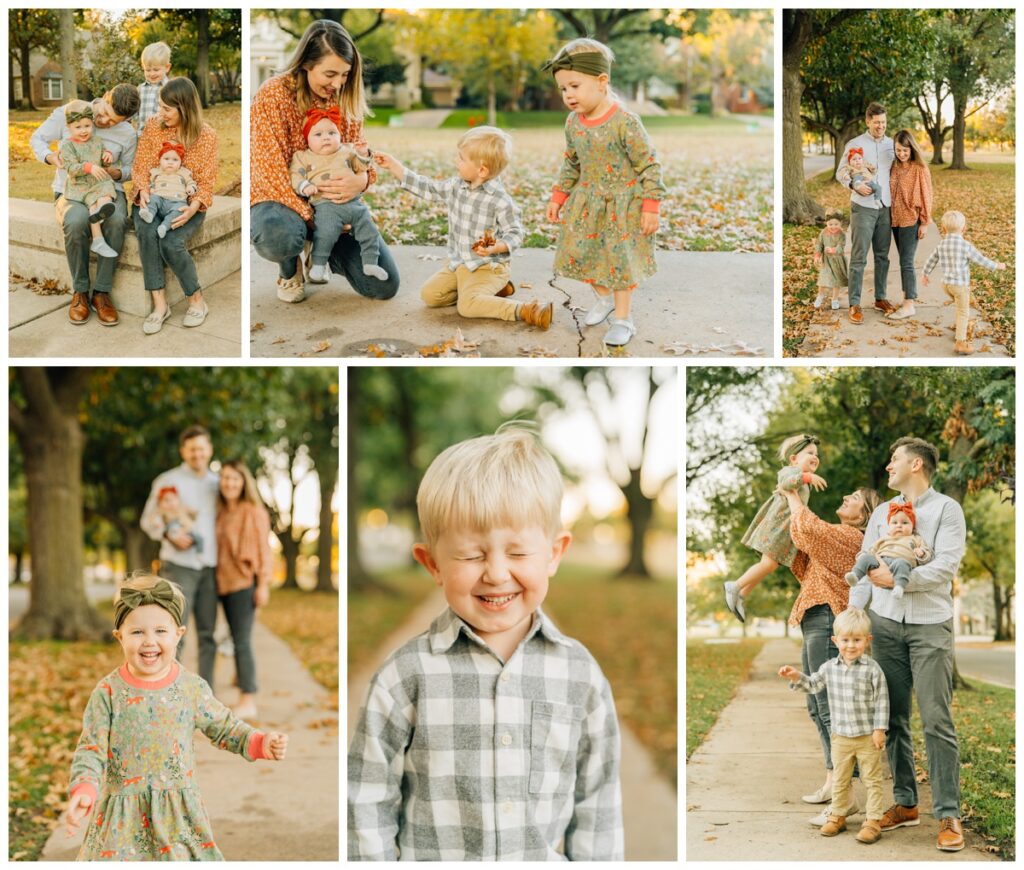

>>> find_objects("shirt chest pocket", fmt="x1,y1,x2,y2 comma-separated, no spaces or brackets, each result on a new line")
528,701,583,795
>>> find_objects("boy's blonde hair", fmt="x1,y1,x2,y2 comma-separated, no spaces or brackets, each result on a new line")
833,607,871,637
417,424,563,548
941,210,966,234
777,433,818,464
557,37,618,101
457,126,512,178
141,41,171,66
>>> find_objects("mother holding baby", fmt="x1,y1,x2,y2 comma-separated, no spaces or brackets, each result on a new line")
250,19,400,304
132,77,219,335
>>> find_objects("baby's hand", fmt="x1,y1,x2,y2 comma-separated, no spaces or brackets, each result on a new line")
546,201,562,224
921,274,930,287
89,164,110,181
65,791,94,836
302,183,319,197
872,729,886,750
264,732,289,761
914,547,927,559
808,473,828,492
372,150,400,175
778,665,799,680
640,211,659,236
825,246,836,255
813,253,822,264
101,150,113,166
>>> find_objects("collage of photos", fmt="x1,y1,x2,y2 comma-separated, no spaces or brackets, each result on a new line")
4,4,1016,866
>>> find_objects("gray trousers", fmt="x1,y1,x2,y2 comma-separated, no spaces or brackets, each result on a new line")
848,202,890,306
869,611,961,818
312,197,381,267
57,190,128,295
851,552,912,591
161,562,218,688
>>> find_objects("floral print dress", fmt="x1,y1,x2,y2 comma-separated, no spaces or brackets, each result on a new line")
815,228,848,288
552,105,665,291
70,663,268,861
740,466,810,569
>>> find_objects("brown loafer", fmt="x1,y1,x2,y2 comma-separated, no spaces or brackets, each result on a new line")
496,281,515,298
820,815,846,837
518,300,553,330
68,292,90,324
879,803,919,831
856,820,882,844
937,817,964,851
848,305,863,324
874,298,897,314
90,291,119,326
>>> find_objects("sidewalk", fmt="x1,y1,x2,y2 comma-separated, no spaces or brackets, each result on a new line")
798,221,1009,358
348,589,677,860
686,638,997,861
9,270,242,358
250,245,772,359
42,615,338,861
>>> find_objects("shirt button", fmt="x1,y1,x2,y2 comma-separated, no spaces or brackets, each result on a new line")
502,802,514,814
500,672,510,682
501,733,512,746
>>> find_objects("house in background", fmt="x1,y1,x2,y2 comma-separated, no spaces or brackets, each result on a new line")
12,51,67,109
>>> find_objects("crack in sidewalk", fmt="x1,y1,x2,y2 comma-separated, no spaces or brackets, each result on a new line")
549,275,584,357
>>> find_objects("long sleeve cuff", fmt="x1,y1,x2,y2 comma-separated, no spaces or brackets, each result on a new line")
70,782,98,804
550,187,569,206
83,162,93,175
247,731,268,760
641,198,661,214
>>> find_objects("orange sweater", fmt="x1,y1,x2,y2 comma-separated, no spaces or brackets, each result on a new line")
132,117,218,210
215,502,273,595
788,504,864,627
249,73,376,223
889,160,933,229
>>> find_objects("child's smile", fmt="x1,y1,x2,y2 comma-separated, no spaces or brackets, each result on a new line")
114,604,185,680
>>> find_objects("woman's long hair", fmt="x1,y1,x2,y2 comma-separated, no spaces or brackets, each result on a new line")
280,19,369,120
893,129,927,167
854,488,882,532
159,77,204,149
219,460,266,509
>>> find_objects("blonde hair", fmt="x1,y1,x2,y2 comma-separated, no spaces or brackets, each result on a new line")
941,210,966,234
141,41,171,66
833,607,871,637
556,37,618,101
777,433,818,464
218,460,266,509
281,19,370,120
159,77,203,149
417,424,563,548
457,126,512,178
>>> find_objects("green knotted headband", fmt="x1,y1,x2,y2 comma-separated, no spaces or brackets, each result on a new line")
114,580,184,629
541,51,610,77
65,107,94,124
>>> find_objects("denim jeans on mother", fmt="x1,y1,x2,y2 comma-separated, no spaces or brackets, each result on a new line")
219,587,258,694
891,221,920,301
133,205,206,296
800,603,838,769
57,190,128,296
249,200,400,299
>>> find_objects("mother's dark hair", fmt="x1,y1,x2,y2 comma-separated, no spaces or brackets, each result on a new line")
281,19,369,120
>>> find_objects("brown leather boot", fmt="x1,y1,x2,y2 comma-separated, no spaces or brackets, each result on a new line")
496,281,515,298
90,292,119,326
856,820,882,844
68,292,90,324
820,815,847,837
518,300,553,330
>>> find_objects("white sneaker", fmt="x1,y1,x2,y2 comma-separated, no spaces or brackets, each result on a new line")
308,263,330,284
801,782,832,804
810,801,862,826
584,293,615,326
813,293,825,309
831,298,840,310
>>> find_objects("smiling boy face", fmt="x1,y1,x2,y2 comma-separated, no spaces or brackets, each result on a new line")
143,61,171,85
413,525,570,656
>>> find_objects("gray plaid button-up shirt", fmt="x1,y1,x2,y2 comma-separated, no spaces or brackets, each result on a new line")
792,654,889,737
137,77,169,134
923,233,1000,286
348,607,623,861
400,170,524,272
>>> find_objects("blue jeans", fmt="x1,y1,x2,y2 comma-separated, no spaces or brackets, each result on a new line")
312,197,381,267
848,203,890,306
145,194,189,237
133,205,206,296
800,604,837,769
891,222,920,300
56,190,127,295
220,587,258,694
161,562,217,688
249,200,400,299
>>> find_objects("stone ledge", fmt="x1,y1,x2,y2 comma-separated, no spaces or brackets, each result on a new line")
9,196,241,317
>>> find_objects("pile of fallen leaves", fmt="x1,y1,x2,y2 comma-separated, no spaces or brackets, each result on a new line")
783,159,1015,355
9,272,68,296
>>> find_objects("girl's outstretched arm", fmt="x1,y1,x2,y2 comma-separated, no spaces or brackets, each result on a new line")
196,681,271,761
68,680,114,831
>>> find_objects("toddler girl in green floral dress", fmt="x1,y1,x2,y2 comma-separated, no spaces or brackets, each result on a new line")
543,38,665,347
65,575,288,860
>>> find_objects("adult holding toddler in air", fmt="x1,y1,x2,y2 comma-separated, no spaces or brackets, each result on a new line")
250,19,400,304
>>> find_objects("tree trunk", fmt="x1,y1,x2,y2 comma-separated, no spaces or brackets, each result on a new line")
21,43,34,110
831,119,862,176
279,531,301,589
487,77,497,127
196,9,211,108
948,95,970,170
952,656,971,691
991,575,1006,641
59,10,78,101
9,51,17,107
618,470,653,578
782,30,823,224
13,550,25,583
315,466,337,592
347,369,379,593
121,523,158,573
928,126,947,165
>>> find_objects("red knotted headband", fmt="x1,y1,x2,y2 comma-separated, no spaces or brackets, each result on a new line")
303,106,342,141
159,141,185,160
887,501,916,527
847,147,864,159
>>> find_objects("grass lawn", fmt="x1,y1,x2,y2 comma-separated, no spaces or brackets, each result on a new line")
9,102,241,202
347,569,436,674
685,638,766,759
913,679,1015,859
364,118,771,254
782,160,1015,356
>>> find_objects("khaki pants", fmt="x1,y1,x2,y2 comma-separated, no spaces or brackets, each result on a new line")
420,261,517,322
943,283,970,341
832,733,885,820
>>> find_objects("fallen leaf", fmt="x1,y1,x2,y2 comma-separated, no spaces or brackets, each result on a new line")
252,322,265,331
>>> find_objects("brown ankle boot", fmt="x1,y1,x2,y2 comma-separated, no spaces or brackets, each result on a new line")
820,815,846,837
519,301,553,330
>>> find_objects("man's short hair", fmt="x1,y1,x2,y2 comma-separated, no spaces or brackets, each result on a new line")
890,436,939,480
417,424,562,548
834,607,871,637
141,41,172,66
457,126,513,178
179,424,211,447
865,102,886,119
109,83,141,119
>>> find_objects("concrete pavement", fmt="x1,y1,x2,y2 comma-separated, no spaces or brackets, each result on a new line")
686,638,998,861
250,245,771,359
348,589,677,860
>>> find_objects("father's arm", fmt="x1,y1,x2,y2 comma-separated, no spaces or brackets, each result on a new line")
904,499,966,593
30,107,67,166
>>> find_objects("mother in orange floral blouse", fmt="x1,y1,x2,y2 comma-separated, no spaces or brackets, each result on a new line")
132,77,218,335
249,19,399,305
781,485,880,810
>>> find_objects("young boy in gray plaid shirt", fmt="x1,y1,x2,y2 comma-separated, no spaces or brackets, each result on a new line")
779,607,889,844
373,128,555,331
348,426,623,860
